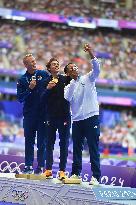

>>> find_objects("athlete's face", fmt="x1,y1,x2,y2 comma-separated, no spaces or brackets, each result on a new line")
67,63,79,79
49,60,59,75
24,56,36,73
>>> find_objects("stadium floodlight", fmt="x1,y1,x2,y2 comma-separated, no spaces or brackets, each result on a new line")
2,14,26,21
12,16,26,21
67,21,96,29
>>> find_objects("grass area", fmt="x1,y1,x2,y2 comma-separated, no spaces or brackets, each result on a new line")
100,154,136,162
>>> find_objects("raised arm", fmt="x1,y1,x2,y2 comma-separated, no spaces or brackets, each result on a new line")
88,58,100,81
84,44,100,81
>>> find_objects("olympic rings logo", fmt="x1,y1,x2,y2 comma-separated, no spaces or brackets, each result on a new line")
0,161,25,173
12,190,28,201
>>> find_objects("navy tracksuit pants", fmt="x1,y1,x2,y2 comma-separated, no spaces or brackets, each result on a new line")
46,117,70,171
23,117,46,167
71,115,101,181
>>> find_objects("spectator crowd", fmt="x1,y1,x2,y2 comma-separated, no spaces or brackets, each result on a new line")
100,110,136,155
0,23,136,81
2,0,136,21
0,107,136,156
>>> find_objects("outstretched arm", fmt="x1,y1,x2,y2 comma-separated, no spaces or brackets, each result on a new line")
84,44,100,81
89,58,100,81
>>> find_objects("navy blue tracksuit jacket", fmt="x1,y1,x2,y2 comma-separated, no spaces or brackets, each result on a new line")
41,74,71,171
17,69,49,167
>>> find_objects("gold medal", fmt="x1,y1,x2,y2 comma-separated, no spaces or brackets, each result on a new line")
52,77,58,83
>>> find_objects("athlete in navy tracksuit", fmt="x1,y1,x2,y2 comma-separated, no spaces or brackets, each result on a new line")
41,58,71,180
17,54,49,174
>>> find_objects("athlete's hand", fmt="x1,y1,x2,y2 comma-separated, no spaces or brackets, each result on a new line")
29,80,36,89
47,81,56,89
84,43,95,59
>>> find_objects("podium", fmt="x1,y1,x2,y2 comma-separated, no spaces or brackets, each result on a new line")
0,173,136,205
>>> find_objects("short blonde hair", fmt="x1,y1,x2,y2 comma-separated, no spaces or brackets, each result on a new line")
23,53,33,64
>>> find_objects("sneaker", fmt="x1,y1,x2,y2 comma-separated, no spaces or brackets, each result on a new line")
70,174,81,179
69,174,82,184
34,167,43,175
21,166,34,174
89,176,99,186
42,169,53,179
58,171,67,180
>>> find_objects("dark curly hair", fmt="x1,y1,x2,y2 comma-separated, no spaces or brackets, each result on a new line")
46,58,59,70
